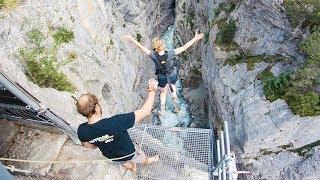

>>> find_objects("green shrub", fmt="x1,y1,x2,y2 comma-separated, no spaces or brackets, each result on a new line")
215,19,237,50
20,27,76,92
293,140,320,156
225,54,284,70
259,71,291,102
286,92,320,116
52,28,74,45
136,33,142,43
300,27,320,65
67,52,77,61
213,2,236,17
186,10,195,29
20,49,76,92
110,38,114,46
259,70,320,117
0,0,4,8
284,0,320,29
27,29,44,47
0,0,20,9
204,31,210,44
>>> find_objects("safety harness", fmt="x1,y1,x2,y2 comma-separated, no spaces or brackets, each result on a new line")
151,50,176,92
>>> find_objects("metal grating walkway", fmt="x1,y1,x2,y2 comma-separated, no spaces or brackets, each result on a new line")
129,125,214,180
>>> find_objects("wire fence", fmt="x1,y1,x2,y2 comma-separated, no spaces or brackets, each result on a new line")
128,124,214,180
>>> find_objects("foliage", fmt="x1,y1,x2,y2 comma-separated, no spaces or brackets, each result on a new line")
136,33,142,43
259,71,291,102
204,30,210,44
67,52,77,61
284,0,320,30
0,0,4,9
20,49,76,92
286,92,320,116
186,10,195,29
110,38,114,46
21,28,76,92
52,27,74,46
300,26,320,65
213,2,236,17
225,54,284,70
0,0,20,9
215,19,237,50
257,27,320,117
293,139,320,156
259,69,320,116
27,29,44,47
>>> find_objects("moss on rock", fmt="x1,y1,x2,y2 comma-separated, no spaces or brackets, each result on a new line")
20,28,76,93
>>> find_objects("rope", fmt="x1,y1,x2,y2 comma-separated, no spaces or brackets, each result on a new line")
0,152,136,164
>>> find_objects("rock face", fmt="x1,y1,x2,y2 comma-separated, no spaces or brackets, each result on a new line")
176,0,320,179
0,119,19,156
6,127,68,176
47,140,134,180
234,0,296,56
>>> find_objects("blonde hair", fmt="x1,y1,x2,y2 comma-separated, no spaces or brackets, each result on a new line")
152,38,165,52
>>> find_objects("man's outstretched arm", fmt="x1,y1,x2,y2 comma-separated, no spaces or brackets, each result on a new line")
174,31,204,55
134,79,158,123
122,35,151,56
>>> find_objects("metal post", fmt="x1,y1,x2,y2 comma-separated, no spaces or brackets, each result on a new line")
216,139,221,180
224,121,232,180
220,131,226,180
0,70,79,144
209,129,215,180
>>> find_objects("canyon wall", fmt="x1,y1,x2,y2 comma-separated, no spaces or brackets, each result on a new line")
176,0,320,179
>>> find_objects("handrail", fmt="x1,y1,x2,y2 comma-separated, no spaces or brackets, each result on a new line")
0,70,79,144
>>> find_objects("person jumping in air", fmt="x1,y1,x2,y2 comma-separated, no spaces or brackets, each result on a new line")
123,31,204,116
76,79,160,173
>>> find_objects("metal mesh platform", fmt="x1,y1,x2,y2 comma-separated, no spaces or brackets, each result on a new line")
128,124,214,180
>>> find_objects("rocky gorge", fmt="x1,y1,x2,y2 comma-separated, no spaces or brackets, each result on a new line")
176,0,320,179
0,0,320,179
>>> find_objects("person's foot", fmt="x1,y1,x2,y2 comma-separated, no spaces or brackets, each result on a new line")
173,96,179,105
121,161,137,173
159,106,165,117
145,155,160,165
173,106,180,114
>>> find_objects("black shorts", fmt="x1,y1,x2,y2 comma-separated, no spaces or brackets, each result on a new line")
157,73,178,88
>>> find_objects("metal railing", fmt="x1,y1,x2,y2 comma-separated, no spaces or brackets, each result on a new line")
0,70,79,143
211,121,249,180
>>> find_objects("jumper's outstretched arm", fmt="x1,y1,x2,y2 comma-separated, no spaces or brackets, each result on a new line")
122,35,151,56
174,31,204,55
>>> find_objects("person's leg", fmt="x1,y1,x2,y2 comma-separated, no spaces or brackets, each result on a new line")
131,150,159,165
159,84,168,116
121,161,137,172
171,84,178,103
169,73,179,103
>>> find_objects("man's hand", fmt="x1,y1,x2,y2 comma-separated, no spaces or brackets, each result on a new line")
194,31,204,41
148,79,158,92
